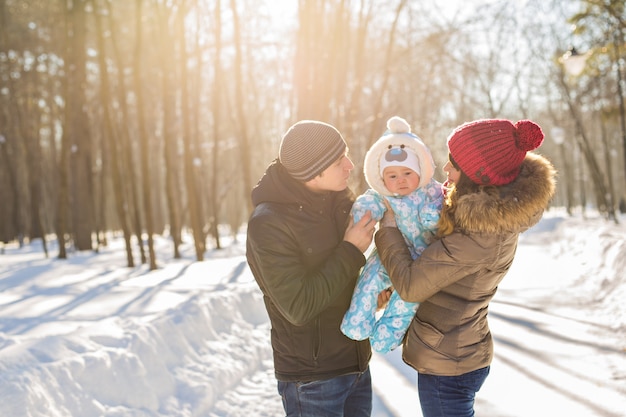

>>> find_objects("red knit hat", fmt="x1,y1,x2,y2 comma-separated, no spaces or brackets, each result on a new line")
447,119,545,186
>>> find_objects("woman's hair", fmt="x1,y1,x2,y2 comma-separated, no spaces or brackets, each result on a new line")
436,165,482,238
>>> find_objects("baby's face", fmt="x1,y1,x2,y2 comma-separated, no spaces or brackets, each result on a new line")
382,166,420,196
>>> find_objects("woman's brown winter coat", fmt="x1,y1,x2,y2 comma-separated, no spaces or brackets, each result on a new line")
375,153,556,376
246,161,371,382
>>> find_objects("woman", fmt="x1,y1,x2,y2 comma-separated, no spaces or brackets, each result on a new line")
375,119,557,417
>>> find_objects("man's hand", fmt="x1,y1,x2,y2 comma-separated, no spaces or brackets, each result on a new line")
344,211,375,252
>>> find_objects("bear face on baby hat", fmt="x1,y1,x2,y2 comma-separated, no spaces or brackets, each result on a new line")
364,116,436,197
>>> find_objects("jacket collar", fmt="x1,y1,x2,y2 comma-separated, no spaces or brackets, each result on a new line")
454,153,556,234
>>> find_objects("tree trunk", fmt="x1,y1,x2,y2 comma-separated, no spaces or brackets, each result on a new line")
92,0,135,266
156,3,182,259
209,0,223,250
229,0,253,215
67,0,95,251
364,0,408,151
134,0,157,270
192,0,208,252
177,4,205,261
0,2,29,246
25,73,49,258
105,0,147,265
561,73,614,219
56,0,73,259
600,112,618,223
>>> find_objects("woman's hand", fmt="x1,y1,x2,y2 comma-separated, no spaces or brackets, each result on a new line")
380,199,397,228
377,287,393,310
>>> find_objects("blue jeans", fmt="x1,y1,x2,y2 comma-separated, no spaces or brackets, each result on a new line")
418,366,490,417
277,367,372,417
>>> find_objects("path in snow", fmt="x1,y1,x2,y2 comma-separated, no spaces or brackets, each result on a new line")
220,218,626,417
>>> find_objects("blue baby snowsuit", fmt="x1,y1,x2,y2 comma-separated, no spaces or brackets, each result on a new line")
341,116,443,353
341,182,442,353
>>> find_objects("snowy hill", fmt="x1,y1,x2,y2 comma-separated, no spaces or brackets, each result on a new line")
0,210,624,416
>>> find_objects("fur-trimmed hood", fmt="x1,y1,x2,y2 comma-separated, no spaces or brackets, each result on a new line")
454,152,557,234
364,117,436,197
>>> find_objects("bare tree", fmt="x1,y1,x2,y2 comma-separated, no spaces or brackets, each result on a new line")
133,0,158,270
557,65,615,220
178,1,205,261
209,0,224,250
66,0,96,251
91,0,134,266
104,0,148,264
229,0,253,214
2,0,622,261
0,1,29,247
156,2,183,259
56,1,72,259
570,0,626,210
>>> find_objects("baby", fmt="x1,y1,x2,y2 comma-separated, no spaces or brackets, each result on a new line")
341,116,443,353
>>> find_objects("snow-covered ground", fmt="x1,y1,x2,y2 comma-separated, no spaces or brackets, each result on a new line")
0,210,624,416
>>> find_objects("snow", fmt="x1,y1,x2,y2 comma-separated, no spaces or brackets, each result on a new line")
1,210,625,417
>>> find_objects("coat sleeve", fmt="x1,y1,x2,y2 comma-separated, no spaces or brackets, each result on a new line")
247,212,366,326
374,226,486,303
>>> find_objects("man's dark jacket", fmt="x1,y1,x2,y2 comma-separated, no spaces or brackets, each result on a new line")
246,160,371,382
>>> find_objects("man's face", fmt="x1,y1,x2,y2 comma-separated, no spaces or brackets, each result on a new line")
304,152,354,193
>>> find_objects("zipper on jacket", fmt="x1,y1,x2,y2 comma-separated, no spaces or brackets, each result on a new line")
313,317,321,366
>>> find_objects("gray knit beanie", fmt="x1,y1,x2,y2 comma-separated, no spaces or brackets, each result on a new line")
279,120,347,182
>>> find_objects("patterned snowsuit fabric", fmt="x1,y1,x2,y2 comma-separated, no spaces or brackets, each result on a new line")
341,179,443,353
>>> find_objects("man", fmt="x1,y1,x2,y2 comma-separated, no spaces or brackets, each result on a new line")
246,120,377,416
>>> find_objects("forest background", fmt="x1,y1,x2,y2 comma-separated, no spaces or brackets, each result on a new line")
1,0,625,268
